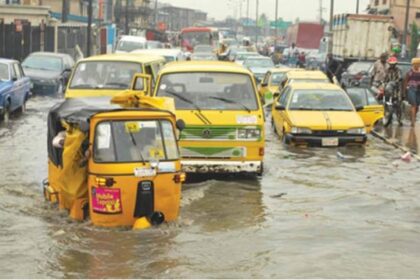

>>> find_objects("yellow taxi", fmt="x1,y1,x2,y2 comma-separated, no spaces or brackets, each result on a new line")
271,83,367,146
281,70,330,89
65,53,165,98
152,61,265,175
258,67,291,104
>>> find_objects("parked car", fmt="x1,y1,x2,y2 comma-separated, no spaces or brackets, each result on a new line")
234,51,260,65
115,36,147,53
22,52,74,96
146,40,164,49
341,61,374,88
243,56,275,83
0,58,31,123
191,52,218,61
271,83,367,146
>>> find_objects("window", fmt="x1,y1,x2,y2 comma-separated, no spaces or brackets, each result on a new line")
374,0,379,6
94,120,179,163
13,63,23,79
382,0,387,4
416,12,420,19
279,87,291,106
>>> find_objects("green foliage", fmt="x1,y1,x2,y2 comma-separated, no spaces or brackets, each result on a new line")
410,22,419,58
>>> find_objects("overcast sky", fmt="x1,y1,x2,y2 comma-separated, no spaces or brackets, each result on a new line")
158,0,370,22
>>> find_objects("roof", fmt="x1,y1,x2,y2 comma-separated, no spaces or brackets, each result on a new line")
288,82,342,91
181,27,212,33
78,53,165,64
160,61,253,75
27,52,71,58
0,58,18,64
131,49,182,56
119,35,147,42
267,67,292,73
287,70,328,79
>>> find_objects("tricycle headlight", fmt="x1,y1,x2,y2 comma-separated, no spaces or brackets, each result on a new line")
291,127,312,134
237,128,261,139
347,128,366,135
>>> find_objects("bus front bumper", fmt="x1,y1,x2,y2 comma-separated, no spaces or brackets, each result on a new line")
181,160,263,174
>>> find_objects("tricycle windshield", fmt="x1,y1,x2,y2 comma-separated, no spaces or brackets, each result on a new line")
69,61,142,90
94,120,178,163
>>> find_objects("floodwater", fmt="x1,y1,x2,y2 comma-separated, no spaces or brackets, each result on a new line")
1,96,420,278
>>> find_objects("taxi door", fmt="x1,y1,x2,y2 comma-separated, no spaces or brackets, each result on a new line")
271,87,291,136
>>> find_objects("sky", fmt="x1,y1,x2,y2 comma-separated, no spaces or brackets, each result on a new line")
158,0,371,22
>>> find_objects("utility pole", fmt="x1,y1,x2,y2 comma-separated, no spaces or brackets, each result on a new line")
255,0,259,44
402,0,411,58
154,0,158,27
62,0,68,23
125,0,129,35
247,0,249,20
275,0,278,45
87,0,93,57
329,0,334,53
356,0,360,14
319,0,323,24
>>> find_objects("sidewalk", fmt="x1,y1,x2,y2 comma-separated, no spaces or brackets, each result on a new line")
374,121,420,155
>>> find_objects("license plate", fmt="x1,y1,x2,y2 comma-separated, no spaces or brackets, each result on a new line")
134,167,156,177
322,137,339,146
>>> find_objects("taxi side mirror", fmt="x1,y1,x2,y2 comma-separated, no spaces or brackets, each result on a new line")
355,105,364,111
275,104,286,111
261,82,268,87
131,73,152,95
273,92,280,98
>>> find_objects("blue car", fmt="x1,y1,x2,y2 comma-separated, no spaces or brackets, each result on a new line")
0,58,31,123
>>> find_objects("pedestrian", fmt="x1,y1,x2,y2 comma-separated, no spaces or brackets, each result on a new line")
297,51,306,68
371,52,389,87
403,58,420,127
385,56,403,125
325,53,339,83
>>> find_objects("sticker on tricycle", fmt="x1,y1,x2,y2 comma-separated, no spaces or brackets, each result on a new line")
134,167,156,177
91,187,122,214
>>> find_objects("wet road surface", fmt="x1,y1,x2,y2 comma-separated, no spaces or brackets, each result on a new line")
1,96,420,278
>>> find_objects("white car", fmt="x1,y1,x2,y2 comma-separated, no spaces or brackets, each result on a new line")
115,36,147,53
131,48,185,63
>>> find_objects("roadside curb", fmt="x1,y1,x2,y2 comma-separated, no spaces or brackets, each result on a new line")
371,130,420,161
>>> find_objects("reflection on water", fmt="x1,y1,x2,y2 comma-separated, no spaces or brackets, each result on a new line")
1,97,420,278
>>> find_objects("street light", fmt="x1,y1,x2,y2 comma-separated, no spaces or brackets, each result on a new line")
255,0,259,44
402,0,411,58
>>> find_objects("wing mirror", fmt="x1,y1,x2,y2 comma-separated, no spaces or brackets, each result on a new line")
355,105,364,111
176,119,186,141
260,82,268,87
275,104,286,111
273,92,281,98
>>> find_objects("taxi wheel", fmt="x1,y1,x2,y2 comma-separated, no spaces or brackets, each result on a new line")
281,129,290,144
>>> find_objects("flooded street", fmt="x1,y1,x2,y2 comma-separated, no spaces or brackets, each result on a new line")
1,96,420,278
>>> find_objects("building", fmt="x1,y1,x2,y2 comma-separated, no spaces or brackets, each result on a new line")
157,4,207,31
114,0,151,30
0,3,49,24
368,0,420,33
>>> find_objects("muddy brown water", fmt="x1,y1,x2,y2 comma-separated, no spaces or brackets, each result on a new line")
1,96,420,278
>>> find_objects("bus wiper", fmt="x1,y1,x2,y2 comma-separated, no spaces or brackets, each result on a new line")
208,97,251,113
128,132,146,162
164,89,212,124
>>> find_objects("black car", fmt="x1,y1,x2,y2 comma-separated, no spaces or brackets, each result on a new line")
340,61,374,88
22,52,75,96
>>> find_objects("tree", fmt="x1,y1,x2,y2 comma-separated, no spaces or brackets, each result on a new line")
410,22,419,58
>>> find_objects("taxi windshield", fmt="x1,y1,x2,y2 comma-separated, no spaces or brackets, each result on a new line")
116,40,146,52
271,73,286,84
289,89,354,111
156,72,258,111
244,58,274,68
69,61,142,90
289,78,329,84
94,120,178,163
